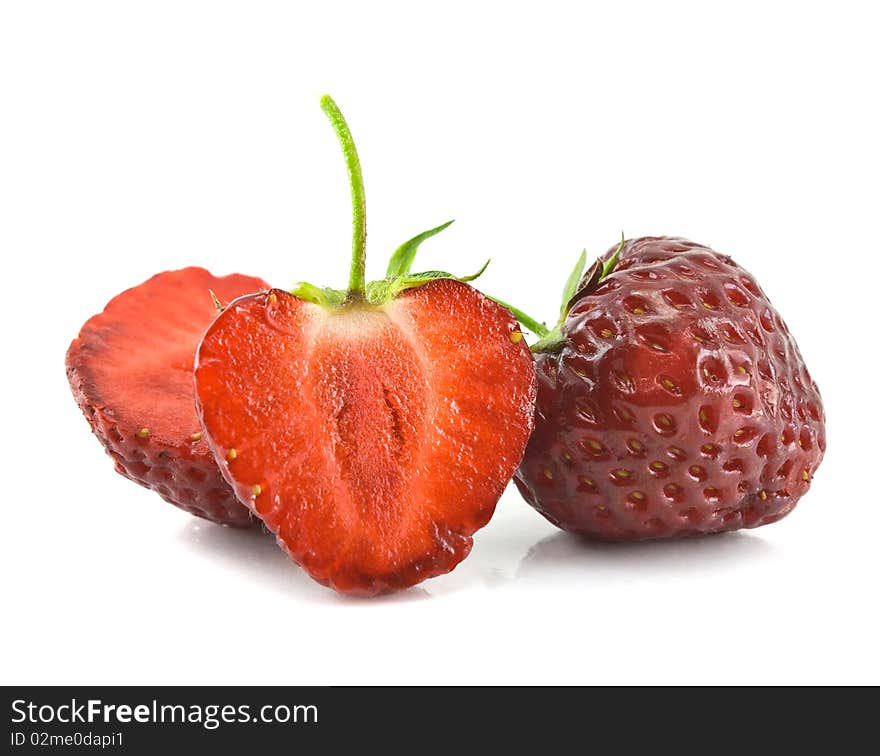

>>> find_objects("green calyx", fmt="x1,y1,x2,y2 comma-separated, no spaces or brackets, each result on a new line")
491,233,625,353
290,96,488,309
208,289,226,312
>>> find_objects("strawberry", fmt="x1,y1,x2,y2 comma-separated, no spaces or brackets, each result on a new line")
67,267,268,526
509,237,826,540
194,96,536,594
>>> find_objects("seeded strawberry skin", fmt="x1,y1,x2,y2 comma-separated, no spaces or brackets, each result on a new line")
514,237,826,539
66,267,268,526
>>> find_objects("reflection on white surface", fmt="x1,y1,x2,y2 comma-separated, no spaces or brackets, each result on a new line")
178,520,432,604
517,530,776,583
178,501,778,601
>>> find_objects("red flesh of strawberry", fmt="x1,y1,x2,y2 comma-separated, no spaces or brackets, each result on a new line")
195,280,536,594
514,238,826,540
66,267,268,526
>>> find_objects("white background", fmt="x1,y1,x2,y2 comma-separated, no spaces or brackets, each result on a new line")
1,1,877,685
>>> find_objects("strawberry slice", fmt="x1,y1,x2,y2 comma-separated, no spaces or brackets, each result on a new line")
66,267,268,526
195,96,536,594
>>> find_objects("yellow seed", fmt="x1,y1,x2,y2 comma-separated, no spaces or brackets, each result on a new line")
226,448,238,461
702,301,715,309
631,491,646,500
737,365,747,374
600,328,613,338
509,330,524,343
136,428,149,439
802,470,809,481
733,399,742,408
579,475,594,487
251,484,262,497
633,307,645,315
268,292,278,304
613,468,631,478
543,468,554,480
759,490,768,500
702,444,715,453
191,431,203,442
588,440,603,451
699,409,709,422
650,461,666,471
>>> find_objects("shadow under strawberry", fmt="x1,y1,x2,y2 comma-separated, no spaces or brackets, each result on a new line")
516,529,777,584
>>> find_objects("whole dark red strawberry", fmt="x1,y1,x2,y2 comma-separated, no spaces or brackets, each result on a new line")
67,267,268,526
512,237,825,540
195,96,535,594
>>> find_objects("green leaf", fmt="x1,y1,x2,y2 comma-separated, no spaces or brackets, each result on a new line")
387,259,491,296
562,234,626,315
386,220,455,278
559,249,587,319
289,282,346,307
602,232,625,279
456,258,491,282
408,259,489,283
364,279,392,304
208,289,225,312
485,295,551,339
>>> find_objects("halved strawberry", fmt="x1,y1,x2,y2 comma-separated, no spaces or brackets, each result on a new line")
66,267,268,526
196,281,533,593
194,96,536,594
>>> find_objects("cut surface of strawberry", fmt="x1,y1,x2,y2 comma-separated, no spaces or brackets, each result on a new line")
67,267,268,526
196,281,534,594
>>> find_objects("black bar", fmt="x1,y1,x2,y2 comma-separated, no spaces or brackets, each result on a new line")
2,686,870,751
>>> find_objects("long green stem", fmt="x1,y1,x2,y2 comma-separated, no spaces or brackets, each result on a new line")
320,95,367,298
